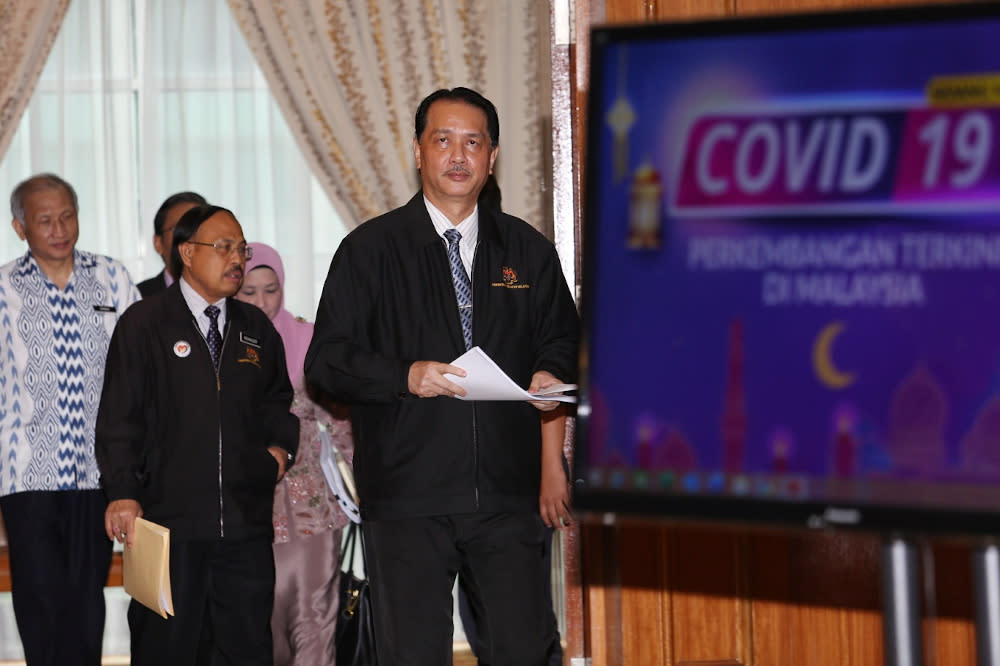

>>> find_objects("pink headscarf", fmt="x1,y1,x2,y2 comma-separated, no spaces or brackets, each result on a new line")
243,242,313,385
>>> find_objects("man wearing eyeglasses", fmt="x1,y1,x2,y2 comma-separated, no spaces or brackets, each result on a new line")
95,204,299,666
0,173,140,666
136,191,207,298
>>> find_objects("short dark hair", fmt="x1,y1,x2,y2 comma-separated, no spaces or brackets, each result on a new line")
153,191,207,235
414,87,499,148
10,173,78,221
170,204,234,278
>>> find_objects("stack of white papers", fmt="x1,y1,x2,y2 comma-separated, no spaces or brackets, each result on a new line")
444,347,577,403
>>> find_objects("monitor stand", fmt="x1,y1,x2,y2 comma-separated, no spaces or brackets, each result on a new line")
973,543,1000,666
882,536,923,666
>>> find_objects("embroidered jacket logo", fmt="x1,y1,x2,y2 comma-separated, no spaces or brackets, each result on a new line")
492,266,530,289
238,346,262,368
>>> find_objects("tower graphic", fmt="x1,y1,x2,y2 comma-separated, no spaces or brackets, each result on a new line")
721,318,747,473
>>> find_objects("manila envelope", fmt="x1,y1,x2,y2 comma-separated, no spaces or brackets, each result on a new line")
123,517,175,619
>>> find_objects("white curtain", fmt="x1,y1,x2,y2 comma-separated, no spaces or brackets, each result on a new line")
227,0,552,235
0,0,348,319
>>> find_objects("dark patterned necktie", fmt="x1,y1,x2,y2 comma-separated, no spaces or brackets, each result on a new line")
443,228,473,350
204,305,222,370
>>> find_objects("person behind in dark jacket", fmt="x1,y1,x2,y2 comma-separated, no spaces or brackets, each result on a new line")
96,204,299,666
136,191,207,298
306,87,579,665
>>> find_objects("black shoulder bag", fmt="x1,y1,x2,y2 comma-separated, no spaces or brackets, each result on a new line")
336,522,378,665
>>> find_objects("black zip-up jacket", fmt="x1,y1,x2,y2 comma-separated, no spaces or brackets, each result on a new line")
96,284,299,541
305,193,579,520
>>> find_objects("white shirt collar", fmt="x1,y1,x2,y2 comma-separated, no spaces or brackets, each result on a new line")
424,197,478,275
179,276,227,339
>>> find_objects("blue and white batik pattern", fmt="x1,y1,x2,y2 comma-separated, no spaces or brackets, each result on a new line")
0,250,139,495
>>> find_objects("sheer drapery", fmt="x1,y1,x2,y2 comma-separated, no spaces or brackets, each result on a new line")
227,0,551,233
0,0,348,319
0,1,71,159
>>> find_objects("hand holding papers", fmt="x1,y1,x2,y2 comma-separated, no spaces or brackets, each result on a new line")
123,517,175,619
444,346,577,403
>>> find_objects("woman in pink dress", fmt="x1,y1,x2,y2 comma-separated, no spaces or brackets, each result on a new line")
238,242,354,665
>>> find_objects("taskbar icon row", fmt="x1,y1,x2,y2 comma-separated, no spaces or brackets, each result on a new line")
586,467,810,500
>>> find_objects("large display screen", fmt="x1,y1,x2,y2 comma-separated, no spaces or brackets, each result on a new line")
575,2,1000,535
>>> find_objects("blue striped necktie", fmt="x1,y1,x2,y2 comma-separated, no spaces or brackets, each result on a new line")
443,228,473,349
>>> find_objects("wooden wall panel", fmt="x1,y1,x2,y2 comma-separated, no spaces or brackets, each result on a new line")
576,521,982,664
746,532,796,665
619,525,670,665
581,523,623,665
650,1,736,20
578,523,980,665
604,0,653,22
666,528,750,664
926,543,977,663
601,0,967,20
602,0,972,21
602,0,732,22
784,532,884,665
735,0,927,13
604,0,736,22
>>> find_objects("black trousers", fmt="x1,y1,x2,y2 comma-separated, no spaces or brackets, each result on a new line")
458,526,563,665
0,489,112,666
128,535,275,666
363,513,557,666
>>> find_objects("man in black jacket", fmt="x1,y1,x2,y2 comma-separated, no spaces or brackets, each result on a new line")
96,204,299,666
136,191,207,298
306,87,579,665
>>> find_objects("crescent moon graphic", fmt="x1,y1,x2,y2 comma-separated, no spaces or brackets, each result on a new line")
812,322,856,390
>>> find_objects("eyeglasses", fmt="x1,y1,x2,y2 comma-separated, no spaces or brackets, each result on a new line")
187,240,253,259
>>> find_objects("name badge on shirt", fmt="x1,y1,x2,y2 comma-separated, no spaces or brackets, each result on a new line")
93,305,117,312
239,332,260,348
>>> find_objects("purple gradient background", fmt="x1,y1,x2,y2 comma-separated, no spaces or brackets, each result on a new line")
584,14,1000,502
